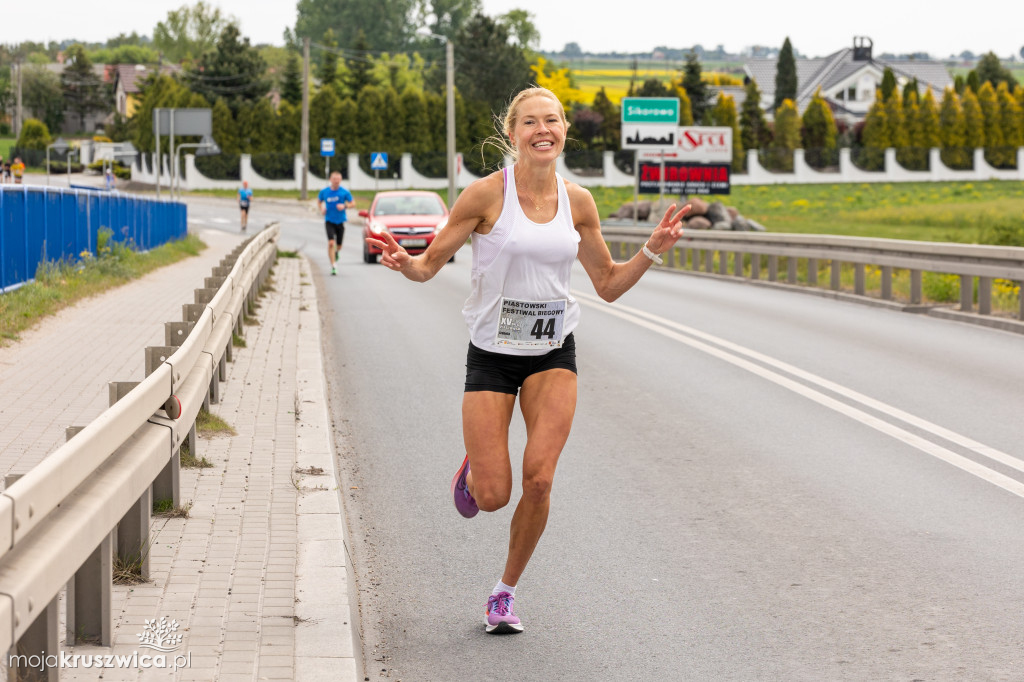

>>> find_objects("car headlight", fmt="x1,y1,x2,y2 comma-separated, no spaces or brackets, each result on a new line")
369,222,385,234
435,218,448,231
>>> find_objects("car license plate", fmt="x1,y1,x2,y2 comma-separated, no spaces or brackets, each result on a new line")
402,239,427,248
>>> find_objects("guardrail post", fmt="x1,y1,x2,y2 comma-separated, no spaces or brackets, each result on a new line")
854,264,866,296
194,287,216,305
959,275,973,312
165,321,194,347
911,270,923,304
704,250,713,272
13,596,59,681
830,261,841,290
66,531,113,647
117,486,152,581
1019,280,1023,321
665,247,675,268
807,258,818,286
978,277,992,315
733,252,743,278
881,266,893,300
204,276,226,289
145,346,176,377
768,255,778,282
718,251,728,276
786,257,797,284
183,303,205,324
751,254,761,280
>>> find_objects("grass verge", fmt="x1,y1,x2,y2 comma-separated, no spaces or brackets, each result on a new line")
0,231,205,345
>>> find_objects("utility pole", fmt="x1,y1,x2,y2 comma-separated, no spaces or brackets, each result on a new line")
14,61,23,139
300,37,310,200
445,39,456,208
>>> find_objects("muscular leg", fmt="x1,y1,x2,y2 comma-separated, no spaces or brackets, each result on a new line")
501,369,577,586
328,239,337,265
462,390,517,512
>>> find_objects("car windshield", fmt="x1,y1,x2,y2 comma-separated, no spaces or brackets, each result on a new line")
374,196,444,216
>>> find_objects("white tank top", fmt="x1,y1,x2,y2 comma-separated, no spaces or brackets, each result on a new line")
461,166,581,356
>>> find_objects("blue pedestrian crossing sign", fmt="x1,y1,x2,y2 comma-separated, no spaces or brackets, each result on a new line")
320,138,335,157
370,152,389,170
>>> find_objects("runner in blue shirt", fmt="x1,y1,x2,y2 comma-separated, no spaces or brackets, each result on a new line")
317,171,355,275
238,181,253,232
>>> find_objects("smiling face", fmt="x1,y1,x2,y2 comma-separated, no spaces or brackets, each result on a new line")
506,90,567,163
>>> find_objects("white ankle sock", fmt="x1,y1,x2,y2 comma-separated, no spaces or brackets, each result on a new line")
492,580,516,597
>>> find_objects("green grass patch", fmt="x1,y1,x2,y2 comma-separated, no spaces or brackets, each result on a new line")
277,249,300,258
153,498,193,518
0,231,205,344
593,180,1024,245
196,409,236,437
232,331,247,347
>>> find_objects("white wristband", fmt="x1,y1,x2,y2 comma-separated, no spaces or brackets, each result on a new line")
642,243,663,265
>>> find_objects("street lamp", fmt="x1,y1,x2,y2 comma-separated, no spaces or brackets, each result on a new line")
418,29,457,208
172,135,220,200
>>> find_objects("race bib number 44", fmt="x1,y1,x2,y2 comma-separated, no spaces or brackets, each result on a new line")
495,298,566,348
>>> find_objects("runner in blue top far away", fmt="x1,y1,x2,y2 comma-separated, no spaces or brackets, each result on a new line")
238,181,253,232
317,170,355,276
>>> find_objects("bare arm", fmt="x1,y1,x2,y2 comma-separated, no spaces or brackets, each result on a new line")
366,174,503,282
571,183,690,302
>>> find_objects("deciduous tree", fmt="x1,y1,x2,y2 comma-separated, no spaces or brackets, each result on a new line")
62,44,106,131
154,1,233,63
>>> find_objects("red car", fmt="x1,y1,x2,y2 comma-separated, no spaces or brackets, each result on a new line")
360,190,450,264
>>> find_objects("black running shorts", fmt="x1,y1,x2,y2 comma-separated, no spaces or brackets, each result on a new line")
465,333,577,395
325,221,345,243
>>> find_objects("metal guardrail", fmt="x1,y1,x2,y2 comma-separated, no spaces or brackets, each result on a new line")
602,226,1024,332
0,223,280,678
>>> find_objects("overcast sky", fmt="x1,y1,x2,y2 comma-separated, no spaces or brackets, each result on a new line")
3,0,1021,60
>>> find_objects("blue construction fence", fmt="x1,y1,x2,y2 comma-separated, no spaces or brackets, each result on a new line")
0,186,187,291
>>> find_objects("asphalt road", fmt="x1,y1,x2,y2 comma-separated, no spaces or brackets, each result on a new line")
188,195,1024,681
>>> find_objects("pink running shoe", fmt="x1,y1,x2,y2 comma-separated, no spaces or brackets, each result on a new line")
450,455,479,518
485,592,523,634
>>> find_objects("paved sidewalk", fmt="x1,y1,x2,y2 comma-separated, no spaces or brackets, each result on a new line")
0,229,359,681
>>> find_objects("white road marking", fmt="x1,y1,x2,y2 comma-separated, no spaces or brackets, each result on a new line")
212,218,231,224
574,290,1024,499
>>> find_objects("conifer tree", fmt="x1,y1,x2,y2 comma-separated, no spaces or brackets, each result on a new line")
355,85,385,154
966,70,980,94
960,87,985,156
275,100,301,151
996,82,1023,161
768,99,799,171
381,86,405,154
898,93,923,170
309,86,340,155
681,50,710,123
211,97,239,153
676,86,694,126
282,52,303,106
773,38,797,110
711,93,744,170
883,91,908,160
901,78,919,105
591,87,620,149
401,89,430,155
318,30,338,91
345,30,374,95
860,92,889,170
953,75,965,95
880,68,897,101
740,79,770,154
801,89,837,169
334,98,358,155
977,82,1006,166
916,89,941,165
938,89,968,169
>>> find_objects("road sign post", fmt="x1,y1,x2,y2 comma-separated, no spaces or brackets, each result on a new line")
320,138,335,177
621,98,679,223
370,152,388,192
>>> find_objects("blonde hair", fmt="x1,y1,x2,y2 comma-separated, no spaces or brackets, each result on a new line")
483,87,570,163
